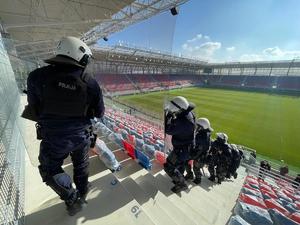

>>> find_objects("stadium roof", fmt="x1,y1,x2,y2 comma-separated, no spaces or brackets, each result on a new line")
0,0,189,61
92,44,207,69
207,59,300,69
90,45,300,74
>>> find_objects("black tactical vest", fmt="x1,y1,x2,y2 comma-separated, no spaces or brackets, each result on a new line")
41,67,89,117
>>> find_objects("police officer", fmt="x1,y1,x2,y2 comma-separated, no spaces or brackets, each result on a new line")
208,133,231,184
164,96,196,193
185,118,212,184
227,144,242,179
26,37,105,215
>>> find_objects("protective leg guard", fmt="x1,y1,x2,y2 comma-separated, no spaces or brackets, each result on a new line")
184,163,194,180
46,173,76,201
193,160,202,181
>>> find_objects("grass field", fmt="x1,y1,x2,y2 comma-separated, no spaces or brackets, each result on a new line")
119,87,300,168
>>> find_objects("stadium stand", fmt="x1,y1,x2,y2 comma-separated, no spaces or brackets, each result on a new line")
95,73,300,95
277,76,300,90
228,168,300,225
95,74,136,92
244,76,275,89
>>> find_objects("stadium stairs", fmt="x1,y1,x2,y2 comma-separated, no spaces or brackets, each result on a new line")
23,107,248,225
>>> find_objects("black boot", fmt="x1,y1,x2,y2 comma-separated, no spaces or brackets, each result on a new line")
65,191,82,216
193,177,201,184
171,183,188,193
184,172,194,180
208,175,215,182
233,172,238,179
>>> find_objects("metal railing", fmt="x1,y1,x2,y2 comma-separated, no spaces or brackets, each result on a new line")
241,154,300,190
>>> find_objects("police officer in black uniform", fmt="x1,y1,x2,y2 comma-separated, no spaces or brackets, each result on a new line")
227,144,242,179
26,36,104,215
185,118,212,184
208,133,231,184
164,96,196,193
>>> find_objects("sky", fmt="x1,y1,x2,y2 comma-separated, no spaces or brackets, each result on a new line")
97,0,300,62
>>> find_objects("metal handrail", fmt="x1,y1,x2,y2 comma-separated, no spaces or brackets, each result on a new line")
244,163,300,190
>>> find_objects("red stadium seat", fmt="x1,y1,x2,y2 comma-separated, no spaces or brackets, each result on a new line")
290,212,300,224
243,183,260,192
155,151,166,165
245,177,259,185
122,140,136,159
283,189,298,201
264,199,290,215
239,193,267,209
261,188,277,198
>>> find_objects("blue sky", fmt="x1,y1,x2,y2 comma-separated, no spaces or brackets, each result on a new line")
98,0,300,62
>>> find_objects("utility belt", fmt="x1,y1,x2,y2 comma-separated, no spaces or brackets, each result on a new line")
35,123,91,140
167,144,193,165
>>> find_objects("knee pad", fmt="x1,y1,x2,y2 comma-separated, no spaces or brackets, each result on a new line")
46,173,75,200
172,168,185,184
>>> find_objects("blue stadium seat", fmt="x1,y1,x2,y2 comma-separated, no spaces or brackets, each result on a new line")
135,149,152,170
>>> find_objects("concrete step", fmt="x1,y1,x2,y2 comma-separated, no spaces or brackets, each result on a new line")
25,170,155,225
154,167,247,225
121,170,180,225
132,169,197,225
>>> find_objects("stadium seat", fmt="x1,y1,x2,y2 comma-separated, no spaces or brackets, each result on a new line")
264,198,290,215
269,209,299,225
239,193,267,209
290,212,300,224
234,201,273,225
243,183,260,192
135,149,152,170
228,215,251,225
241,187,263,198
122,140,136,159
154,151,166,165
261,189,278,199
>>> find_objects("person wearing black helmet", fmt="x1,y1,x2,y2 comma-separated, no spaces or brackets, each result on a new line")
185,118,212,184
164,96,196,193
25,36,104,216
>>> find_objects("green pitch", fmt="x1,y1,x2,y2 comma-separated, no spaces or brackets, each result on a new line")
119,87,300,168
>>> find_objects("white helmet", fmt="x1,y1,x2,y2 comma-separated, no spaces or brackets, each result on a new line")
45,36,92,68
166,96,189,113
216,132,228,143
197,118,213,131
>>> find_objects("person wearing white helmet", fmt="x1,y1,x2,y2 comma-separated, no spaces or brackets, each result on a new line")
185,118,213,184
208,132,232,184
25,36,104,216
164,96,196,193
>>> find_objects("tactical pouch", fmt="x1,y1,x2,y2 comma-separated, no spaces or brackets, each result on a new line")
35,123,42,140
90,133,97,148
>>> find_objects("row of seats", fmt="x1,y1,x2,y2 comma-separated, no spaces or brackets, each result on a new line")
95,74,300,93
228,175,300,225
203,75,300,90
102,109,166,170
95,74,201,92
106,108,163,140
